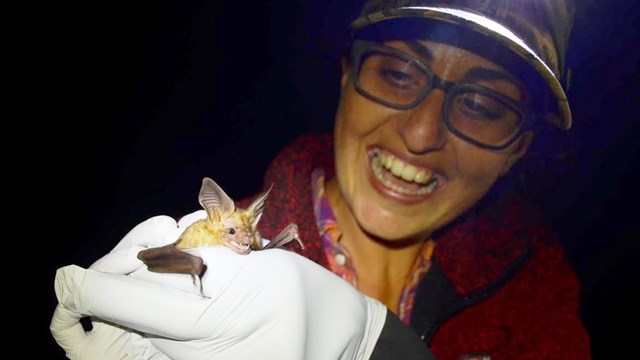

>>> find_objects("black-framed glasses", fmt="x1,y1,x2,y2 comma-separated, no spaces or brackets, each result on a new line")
350,40,530,150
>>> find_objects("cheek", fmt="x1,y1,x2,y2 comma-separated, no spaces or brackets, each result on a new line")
450,142,512,201
460,151,505,179
335,85,394,137
333,115,362,201
333,88,384,191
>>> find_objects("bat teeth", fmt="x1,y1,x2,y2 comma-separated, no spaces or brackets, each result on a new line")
232,241,251,250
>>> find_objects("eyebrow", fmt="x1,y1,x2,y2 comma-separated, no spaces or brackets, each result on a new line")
405,40,434,62
405,41,516,81
462,67,520,85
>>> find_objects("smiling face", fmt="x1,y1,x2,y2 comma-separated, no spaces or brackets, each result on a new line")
329,39,532,243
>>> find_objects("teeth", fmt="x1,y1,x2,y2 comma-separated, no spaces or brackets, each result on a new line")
372,150,439,195
400,164,417,181
390,160,404,176
384,155,393,168
233,241,250,250
414,170,426,184
376,151,433,184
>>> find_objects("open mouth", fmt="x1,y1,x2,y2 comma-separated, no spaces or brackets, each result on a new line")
370,149,441,196
229,240,251,253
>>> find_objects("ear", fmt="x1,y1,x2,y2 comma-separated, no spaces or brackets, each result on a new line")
198,177,235,217
247,183,273,228
499,131,533,176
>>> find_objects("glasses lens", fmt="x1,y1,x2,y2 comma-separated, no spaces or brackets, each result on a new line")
357,49,429,107
447,88,524,147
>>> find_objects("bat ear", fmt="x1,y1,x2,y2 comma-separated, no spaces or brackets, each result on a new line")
247,183,273,228
199,177,235,218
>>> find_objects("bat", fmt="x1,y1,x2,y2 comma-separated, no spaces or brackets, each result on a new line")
137,177,304,291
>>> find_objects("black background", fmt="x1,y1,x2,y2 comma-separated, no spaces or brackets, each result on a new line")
36,1,638,358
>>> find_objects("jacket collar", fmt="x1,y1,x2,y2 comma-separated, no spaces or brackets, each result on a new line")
246,132,550,295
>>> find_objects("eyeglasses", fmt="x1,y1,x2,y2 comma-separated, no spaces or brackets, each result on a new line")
350,40,530,150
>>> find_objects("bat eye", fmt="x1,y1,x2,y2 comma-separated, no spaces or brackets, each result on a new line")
229,228,235,235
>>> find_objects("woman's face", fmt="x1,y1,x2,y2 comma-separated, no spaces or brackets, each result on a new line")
331,39,532,242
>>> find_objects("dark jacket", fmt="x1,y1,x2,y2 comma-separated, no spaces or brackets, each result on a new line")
237,132,591,360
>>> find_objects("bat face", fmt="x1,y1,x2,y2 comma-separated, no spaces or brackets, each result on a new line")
197,177,268,254
217,211,262,255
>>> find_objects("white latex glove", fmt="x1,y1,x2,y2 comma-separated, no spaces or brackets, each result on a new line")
52,211,434,360
54,246,388,360
50,212,207,360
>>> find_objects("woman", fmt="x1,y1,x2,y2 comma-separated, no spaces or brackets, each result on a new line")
52,0,591,359
246,1,590,357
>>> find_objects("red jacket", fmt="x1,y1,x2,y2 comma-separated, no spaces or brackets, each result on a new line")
237,132,591,360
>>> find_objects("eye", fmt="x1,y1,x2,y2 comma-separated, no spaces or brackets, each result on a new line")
228,228,235,235
455,92,505,121
381,68,413,85
377,58,422,89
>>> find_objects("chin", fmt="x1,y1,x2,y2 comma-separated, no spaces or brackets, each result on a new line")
357,211,421,241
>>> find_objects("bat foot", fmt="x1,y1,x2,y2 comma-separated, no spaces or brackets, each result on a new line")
264,223,304,250
191,273,207,298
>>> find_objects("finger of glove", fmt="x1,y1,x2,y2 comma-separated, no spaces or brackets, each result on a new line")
90,216,184,273
55,265,86,311
112,215,181,252
126,327,172,360
53,266,201,340
50,304,98,360
177,209,207,228
50,305,160,360
65,266,217,340
89,245,147,274
90,320,171,360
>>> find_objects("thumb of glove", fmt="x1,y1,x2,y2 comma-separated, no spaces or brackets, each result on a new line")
90,215,186,274
54,265,87,313
177,210,207,229
112,215,182,252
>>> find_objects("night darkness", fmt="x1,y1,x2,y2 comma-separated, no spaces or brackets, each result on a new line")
37,1,638,358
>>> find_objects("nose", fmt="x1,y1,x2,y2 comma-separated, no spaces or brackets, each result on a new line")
239,233,250,244
398,90,448,154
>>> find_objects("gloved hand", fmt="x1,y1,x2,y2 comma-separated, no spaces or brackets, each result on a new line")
50,212,207,360
54,247,388,360
52,211,434,360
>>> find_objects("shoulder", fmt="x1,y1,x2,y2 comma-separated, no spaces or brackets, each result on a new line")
436,193,569,294
264,131,334,182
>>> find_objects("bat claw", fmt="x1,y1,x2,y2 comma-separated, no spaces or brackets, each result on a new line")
192,273,207,297
264,223,304,250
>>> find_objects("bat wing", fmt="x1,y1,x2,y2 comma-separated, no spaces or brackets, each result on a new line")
263,223,304,250
137,244,207,280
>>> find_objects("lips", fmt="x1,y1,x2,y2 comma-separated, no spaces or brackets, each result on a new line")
370,148,441,196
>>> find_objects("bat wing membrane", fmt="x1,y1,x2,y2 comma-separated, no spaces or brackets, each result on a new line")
137,244,206,278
